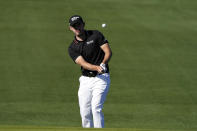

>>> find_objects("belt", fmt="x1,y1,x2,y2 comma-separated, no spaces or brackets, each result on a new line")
82,70,109,77
82,72,97,77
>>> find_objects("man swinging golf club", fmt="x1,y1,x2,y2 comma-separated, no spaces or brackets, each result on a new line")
67,15,112,128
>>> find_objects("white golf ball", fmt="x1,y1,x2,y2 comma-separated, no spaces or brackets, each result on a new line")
102,23,106,28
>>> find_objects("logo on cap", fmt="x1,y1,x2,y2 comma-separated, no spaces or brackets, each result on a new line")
71,17,80,21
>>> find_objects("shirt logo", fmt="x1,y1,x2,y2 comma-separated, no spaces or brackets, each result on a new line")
86,40,94,45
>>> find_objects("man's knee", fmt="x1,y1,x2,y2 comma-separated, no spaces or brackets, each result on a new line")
92,104,102,114
80,108,92,118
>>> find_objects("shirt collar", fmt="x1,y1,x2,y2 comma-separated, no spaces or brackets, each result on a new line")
74,30,88,42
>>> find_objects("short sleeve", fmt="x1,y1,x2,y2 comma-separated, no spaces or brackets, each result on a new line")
68,46,80,63
97,31,108,46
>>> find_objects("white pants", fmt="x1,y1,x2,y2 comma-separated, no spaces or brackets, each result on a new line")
78,73,110,128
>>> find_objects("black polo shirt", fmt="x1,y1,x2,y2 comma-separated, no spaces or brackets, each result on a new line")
68,30,109,76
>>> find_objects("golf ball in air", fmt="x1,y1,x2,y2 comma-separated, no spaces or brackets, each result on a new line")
102,23,106,28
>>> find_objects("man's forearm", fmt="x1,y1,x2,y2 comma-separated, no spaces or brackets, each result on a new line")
100,43,112,64
75,56,103,73
102,51,112,64
81,62,97,71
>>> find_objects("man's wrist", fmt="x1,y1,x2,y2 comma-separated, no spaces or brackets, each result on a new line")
100,63,105,67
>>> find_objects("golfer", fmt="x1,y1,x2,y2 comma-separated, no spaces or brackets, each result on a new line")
67,15,112,128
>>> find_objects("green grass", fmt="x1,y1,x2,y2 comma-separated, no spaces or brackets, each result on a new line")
0,0,197,130
0,126,196,131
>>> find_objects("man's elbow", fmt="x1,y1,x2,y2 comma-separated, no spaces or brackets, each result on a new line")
75,56,84,66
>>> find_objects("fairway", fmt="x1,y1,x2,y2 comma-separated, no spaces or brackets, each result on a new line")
0,126,196,131
0,0,197,130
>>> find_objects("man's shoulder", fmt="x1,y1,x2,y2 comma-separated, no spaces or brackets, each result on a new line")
87,30,101,35
86,30,102,39
69,39,79,48
68,42,73,52
68,40,76,53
